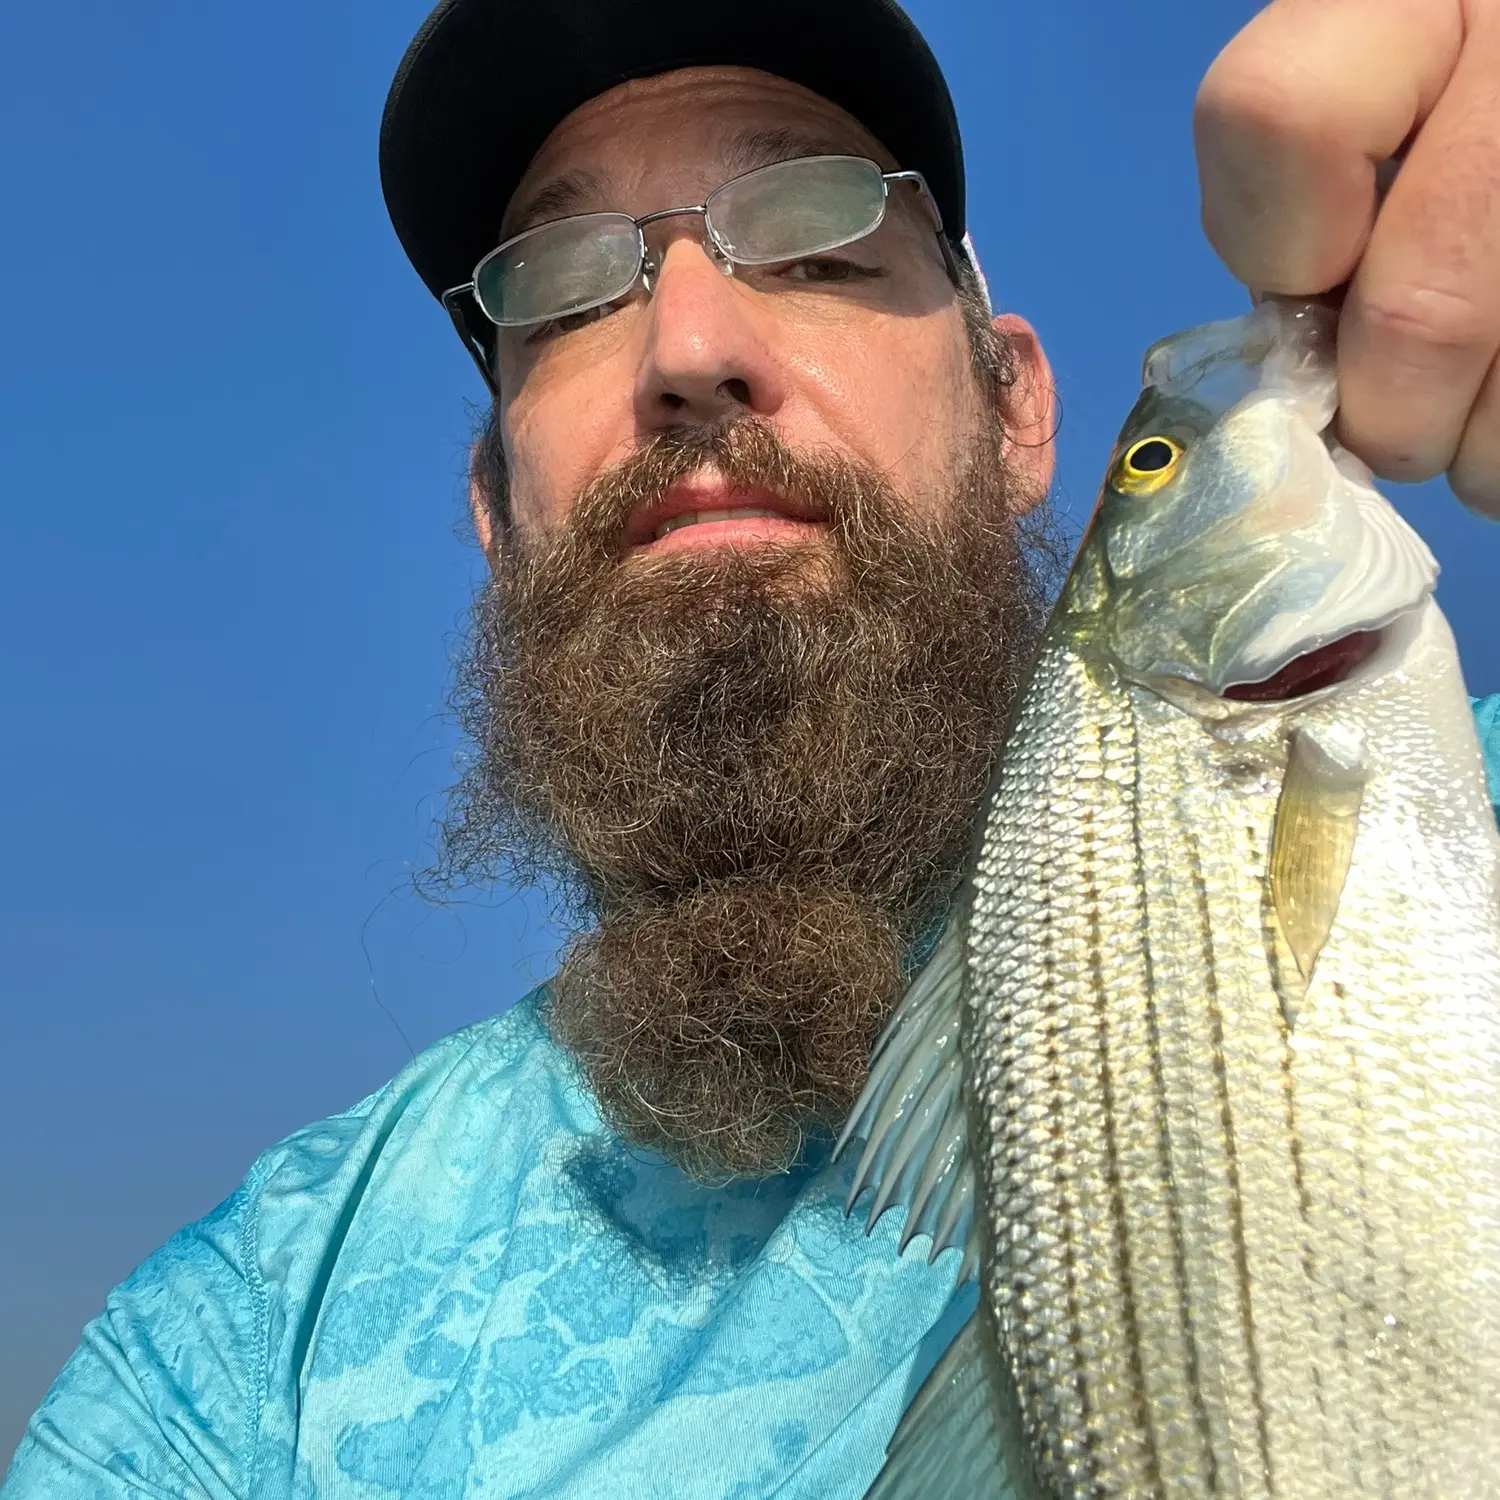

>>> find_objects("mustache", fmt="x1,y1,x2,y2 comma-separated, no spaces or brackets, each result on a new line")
539,418,902,563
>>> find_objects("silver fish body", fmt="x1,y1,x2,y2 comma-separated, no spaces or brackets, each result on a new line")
842,301,1500,1500
969,604,1500,1499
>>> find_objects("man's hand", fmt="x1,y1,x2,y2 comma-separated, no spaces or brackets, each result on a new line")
1194,0,1500,514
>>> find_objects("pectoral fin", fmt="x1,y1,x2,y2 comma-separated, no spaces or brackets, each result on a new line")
1270,725,1367,991
836,904,979,1279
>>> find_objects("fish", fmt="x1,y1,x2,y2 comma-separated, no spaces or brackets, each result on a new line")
838,299,1500,1500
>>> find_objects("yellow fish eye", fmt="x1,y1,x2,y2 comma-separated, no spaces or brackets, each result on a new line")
1113,435,1183,494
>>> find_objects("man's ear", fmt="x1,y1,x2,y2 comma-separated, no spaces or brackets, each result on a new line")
469,446,502,572
991,312,1058,513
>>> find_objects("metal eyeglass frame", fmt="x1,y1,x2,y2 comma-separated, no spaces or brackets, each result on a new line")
439,155,958,393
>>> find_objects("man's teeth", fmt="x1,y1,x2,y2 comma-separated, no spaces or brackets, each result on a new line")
652,507,790,541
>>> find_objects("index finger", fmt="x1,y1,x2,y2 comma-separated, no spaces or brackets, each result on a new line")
1193,0,1462,296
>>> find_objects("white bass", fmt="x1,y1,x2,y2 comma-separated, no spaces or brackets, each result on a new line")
841,300,1500,1500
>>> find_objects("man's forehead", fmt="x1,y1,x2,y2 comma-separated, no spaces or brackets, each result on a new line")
501,66,896,237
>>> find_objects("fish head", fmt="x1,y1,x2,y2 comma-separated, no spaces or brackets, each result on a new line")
1073,299,1437,710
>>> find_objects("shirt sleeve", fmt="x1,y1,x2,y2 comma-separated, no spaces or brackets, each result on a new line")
1,1180,268,1500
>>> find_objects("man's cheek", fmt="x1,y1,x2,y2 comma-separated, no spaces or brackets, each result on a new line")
802,329,974,478
499,427,571,544
503,390,627,541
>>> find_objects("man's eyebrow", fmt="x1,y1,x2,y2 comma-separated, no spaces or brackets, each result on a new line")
500,129,870,241
718,126,870,176
502,168,608,238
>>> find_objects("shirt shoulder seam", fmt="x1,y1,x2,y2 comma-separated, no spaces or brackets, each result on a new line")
238,1150,276,1493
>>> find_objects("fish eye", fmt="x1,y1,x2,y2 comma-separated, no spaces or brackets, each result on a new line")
1113,435,1184,495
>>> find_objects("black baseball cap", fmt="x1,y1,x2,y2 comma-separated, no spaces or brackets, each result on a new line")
379,0,967,367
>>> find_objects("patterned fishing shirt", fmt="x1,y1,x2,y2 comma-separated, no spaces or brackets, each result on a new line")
7,698,1500,1500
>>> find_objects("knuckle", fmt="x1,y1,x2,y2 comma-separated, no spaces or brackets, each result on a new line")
1195,50,1310,145
1358,282,1493,357
1194,15,1350,152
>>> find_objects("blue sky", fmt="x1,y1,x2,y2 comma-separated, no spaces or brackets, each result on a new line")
3,0,1496,1460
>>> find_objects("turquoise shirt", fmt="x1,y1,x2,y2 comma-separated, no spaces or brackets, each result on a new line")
8,697,1500,1500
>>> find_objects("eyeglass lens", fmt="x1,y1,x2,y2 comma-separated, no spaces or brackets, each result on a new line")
475,213,643,326
706,156,887,264
473,156,892,328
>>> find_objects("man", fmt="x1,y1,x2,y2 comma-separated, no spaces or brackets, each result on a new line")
5,0,1498,1495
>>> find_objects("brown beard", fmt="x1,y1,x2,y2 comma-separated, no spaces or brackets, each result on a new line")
442,416,1052,1180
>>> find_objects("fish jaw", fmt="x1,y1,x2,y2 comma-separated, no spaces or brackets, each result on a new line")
1139,299,1336,421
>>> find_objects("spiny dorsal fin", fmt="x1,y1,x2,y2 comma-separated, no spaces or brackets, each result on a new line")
1270,723,1367,1000
836,907,978,1275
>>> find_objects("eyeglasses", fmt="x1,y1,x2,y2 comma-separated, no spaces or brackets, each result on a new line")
442,154,950,387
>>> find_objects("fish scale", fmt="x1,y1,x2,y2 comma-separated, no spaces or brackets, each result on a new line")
844,301,1500,1500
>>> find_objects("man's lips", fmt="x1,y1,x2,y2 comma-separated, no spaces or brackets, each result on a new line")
623,476,828,553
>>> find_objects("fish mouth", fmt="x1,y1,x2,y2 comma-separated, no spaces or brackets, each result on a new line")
1222,627,1386,703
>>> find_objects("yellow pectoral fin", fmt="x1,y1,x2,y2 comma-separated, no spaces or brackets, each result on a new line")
1270,725,1367,987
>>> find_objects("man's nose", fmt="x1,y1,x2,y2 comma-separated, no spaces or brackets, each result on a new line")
633,236,787,428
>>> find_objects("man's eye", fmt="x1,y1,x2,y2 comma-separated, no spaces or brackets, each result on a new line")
523,301,613,345
776,257,883,285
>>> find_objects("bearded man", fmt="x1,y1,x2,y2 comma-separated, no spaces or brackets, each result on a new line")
8,0,1500,1495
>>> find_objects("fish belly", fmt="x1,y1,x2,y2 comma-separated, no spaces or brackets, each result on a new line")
966,614,1500,1499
